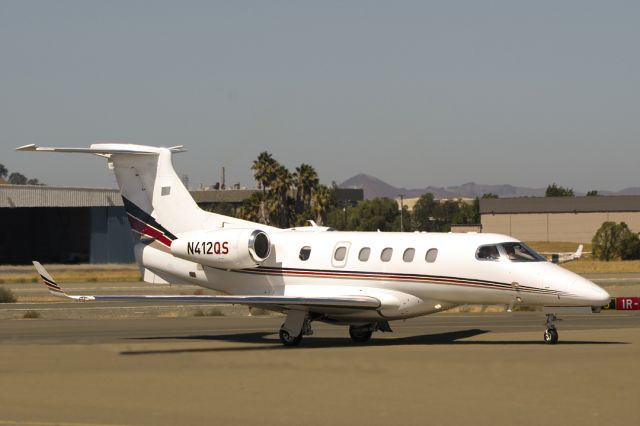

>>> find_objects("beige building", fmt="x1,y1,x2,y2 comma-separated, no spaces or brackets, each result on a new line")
480,196,640,243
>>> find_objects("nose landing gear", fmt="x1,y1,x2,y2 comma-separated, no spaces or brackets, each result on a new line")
544,313,560,344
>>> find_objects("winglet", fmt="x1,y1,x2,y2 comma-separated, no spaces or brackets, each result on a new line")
32,261,67,298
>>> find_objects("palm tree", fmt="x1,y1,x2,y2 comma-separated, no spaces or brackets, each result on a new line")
312,184,333,225
251,152,278,224
269,165,293,228
293,164,319,214
240,192,265,223
251,152,277,192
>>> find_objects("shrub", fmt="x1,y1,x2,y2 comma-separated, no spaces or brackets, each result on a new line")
23,310,40,319
0,287,17,303
592,222,640,261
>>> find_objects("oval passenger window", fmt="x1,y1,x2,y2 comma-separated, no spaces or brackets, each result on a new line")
334,246,347,262
403,248,415,262
358,247,371,262
381,248,393,262
425,248,438,263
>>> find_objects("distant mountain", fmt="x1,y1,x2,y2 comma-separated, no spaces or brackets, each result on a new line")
614,187,640,196
340,174,590,200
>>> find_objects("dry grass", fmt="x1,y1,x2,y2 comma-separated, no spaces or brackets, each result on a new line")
526,241,592,254
193,308,225,317
562,259,640,274
0,267,141,284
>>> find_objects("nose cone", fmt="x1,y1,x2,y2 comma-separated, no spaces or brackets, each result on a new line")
575,277,611,306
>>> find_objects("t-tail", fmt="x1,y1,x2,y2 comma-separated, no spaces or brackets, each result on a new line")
16,143,273,282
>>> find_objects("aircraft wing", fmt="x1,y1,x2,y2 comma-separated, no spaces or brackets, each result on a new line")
33,262,380,310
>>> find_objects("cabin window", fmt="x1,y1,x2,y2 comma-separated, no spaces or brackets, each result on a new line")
299,246,311,261
501,242,546,262
403,248,415,262
476,245,500,261
334,246,347,262
358,247,371,262
381,247,393,262
425,248,438,263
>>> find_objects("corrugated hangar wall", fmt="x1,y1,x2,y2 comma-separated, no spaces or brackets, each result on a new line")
89,207,136,263
0,184,363,264
0,206,135,264
482,212,640,243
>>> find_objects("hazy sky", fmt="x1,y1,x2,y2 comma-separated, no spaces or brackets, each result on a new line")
1,1,639,191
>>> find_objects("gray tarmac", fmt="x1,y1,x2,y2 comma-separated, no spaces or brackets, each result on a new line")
1,312,639,426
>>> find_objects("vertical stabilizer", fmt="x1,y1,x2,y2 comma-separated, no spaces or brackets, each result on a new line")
16,143,262,245
107,147,210,237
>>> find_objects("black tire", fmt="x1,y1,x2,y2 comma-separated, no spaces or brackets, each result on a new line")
349,325,373,343
544,328,559,344
279,328,302,346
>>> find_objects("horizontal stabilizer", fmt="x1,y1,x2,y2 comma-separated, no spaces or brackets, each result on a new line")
16,143,186,155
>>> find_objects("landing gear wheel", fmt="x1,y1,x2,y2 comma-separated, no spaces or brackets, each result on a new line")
544,328,559,344
279,326,302,346
349,326,373,343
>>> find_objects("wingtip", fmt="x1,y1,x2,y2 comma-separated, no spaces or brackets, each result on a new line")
16,144,38,151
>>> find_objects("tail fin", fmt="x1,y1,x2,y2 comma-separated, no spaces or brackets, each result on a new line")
16,143,248,243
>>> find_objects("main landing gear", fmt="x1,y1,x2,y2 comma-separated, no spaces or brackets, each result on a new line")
349,321,392,343
543,313,560,344
349,325,373,343
277,311,393,346
279,310,313,347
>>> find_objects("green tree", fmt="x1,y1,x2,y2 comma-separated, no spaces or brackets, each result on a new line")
293,164,318,215
592,222,640,261
8,172,27,185
268,165,294,228
412,193,439,231
545,183,574,197
0,164,7,179
311,184,333,225
586,190,599,196
392,205,412,232
346,198,399,231
481,193,499,199
240,192,265,223
251,152,278,224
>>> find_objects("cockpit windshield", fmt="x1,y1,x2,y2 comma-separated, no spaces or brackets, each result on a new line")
500,242,546,262
476,242,546,262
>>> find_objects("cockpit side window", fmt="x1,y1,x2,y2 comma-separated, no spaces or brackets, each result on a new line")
476,245,500,261
500,242,546,262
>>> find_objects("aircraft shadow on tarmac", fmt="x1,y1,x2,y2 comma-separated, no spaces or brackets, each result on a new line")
120,329,627,356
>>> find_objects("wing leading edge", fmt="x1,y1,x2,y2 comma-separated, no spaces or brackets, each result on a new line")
32,262,380,310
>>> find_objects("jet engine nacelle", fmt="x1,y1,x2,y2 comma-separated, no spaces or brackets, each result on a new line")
171,228,271,270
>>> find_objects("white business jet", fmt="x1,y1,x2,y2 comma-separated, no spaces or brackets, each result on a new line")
17,144,610,345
